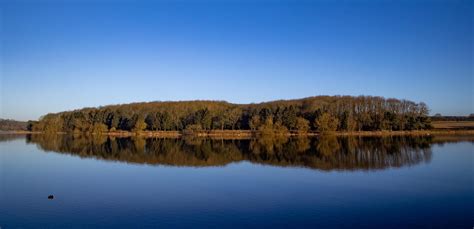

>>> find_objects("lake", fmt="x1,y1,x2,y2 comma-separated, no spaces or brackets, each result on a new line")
0,134,472,228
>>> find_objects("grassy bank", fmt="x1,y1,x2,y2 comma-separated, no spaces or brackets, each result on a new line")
432,121,474,130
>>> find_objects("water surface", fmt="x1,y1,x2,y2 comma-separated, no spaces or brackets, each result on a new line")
0,134,472,228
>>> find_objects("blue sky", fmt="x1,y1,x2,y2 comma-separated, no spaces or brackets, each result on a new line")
1,0,472,121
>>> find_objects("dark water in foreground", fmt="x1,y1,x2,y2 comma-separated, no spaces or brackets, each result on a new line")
0,134,472,228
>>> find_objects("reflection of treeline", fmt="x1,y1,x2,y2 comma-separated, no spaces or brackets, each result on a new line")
28,96,431,134
27,134,437,170
0,134,25,142
430,135,474,145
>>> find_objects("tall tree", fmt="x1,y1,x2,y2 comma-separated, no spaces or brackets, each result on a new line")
314,113,339,132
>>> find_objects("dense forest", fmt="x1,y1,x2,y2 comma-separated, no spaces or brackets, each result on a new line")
29,96,432,133
0,119,27,131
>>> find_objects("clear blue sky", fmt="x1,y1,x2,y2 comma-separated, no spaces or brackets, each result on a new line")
1,0,472,121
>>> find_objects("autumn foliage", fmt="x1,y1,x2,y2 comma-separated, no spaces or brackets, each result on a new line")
28,95,432,133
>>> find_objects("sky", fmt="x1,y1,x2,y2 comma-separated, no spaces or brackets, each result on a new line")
0,0,472,121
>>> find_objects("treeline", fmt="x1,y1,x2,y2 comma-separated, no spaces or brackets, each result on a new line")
431,115,474,122
29,96,432,133
0,119,27,131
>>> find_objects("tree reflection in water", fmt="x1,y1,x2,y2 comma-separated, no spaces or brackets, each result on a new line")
21,134,472,171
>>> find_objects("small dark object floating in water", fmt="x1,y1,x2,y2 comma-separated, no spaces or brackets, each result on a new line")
48,195,54,200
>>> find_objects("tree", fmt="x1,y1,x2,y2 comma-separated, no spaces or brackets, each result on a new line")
110,113,121,130
91,123,108,134
145,114,155,130
200,109,212,130
249,115,261,130
314,113,339,132
29,96,433,133
133,116,147,132
41,114,64,133
191,109,212,130
273,121,289,135
224,108,241,130
185,124,202,132
259,108,272,121
295,117,310,133
282,106,298,130
118,114,133,131
161,112,174,130
258,116,288,135
258,116,275,135
340,111,356,131
26,121,38,131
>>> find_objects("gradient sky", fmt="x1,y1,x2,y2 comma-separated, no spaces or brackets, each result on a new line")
1,0,472,121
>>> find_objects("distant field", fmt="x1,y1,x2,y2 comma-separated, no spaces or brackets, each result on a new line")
432,121,474,130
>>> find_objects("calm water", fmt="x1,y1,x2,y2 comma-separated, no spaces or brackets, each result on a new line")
0,134,472,228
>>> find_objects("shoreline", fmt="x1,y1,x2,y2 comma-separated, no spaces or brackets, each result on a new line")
2,129,474,137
